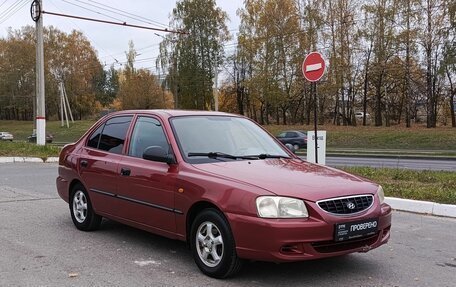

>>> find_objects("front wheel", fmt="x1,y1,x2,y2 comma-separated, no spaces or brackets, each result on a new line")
69,183,102,231
190,209,243,278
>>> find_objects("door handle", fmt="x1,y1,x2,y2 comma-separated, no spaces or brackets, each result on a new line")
80,160,88,168
120,168,131,176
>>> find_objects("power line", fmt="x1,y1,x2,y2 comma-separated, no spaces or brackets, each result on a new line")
48,0,121,64
71,0,169,29
89,0,169,28
0,0,10,10
98,42,161,61
0,0,21,19
0,0,29,25
61,0,125,23
41,10,186,34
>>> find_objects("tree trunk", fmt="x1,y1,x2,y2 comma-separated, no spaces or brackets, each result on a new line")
404,0,412,128
447,68,456,127
426,0,436,128
362,47,371,126
375,81,383,126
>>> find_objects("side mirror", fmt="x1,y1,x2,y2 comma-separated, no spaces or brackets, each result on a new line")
142,146,175,164
285,143,296,154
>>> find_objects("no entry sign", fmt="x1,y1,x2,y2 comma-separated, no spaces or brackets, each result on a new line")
302,52,326,82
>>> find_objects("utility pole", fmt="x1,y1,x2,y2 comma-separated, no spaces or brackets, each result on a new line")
32,0,46,145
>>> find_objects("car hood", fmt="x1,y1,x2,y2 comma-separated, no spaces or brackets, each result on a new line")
191,159,377,202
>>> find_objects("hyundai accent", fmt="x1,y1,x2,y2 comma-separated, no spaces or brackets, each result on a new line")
56,110,392,278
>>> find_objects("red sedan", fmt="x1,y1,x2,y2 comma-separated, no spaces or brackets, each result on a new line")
56,110,391,278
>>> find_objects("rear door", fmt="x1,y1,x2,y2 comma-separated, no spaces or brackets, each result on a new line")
116,116,178,234
78,115,133,216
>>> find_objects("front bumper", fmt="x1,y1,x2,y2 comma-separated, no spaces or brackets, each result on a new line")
227,203,392,262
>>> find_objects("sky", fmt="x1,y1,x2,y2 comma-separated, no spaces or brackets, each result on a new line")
0,0,243,71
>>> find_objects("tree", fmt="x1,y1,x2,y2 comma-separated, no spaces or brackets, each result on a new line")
236,0,310,125
419,0,448,127
158,0,230,110
443,0,455,127
0,27,35,120
93,65,119,107
119,42,165,109
0,26,103,120
46,28,104,119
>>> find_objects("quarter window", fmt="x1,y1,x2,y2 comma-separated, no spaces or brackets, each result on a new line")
128,117,169,158
97,116,132,154
87,124,104,149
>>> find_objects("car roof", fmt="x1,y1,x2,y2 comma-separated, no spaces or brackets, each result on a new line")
107,109,239,119
281,130,306,134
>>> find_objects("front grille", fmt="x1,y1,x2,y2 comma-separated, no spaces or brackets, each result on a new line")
317,195,374,215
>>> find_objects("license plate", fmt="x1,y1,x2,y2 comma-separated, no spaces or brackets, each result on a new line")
335,218,378,242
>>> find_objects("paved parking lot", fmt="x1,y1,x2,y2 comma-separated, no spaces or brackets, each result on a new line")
0,163,455,286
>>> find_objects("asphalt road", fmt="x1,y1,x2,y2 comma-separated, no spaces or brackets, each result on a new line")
317,156,456,171
0,163,455,286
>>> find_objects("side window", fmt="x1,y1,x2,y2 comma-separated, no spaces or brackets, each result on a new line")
87,124,104,149
98,116,132,154
128,117,169,158
286,132,297,138
277,132,286,138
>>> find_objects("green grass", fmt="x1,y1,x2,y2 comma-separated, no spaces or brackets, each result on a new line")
343,167,456,205
264,124,456,150
0,141,60,158
0,120,95,143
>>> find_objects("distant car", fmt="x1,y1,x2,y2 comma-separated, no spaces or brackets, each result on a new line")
355,112,370,119
0,132,14,141
28,133,53,143
276,130,307,150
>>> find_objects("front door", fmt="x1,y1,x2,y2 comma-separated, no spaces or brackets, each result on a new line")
116,116,178,234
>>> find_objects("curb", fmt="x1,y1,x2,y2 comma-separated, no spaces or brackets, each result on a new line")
0,157,59,163
385,197,456,218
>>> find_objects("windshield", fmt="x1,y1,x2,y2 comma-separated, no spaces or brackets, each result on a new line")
170,116,289,163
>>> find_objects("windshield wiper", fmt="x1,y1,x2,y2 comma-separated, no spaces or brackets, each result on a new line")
246,154,292,159
188,152,257,160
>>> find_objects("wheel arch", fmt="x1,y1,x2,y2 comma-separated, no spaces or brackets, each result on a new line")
69,179,84,197
186,201,225,245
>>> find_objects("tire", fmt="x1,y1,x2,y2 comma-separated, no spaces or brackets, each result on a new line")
293,144,300,151
190,209,243,278
69,183,102,231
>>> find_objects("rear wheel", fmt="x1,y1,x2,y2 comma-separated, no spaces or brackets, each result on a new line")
69,183,102,231
293,144,300,151
190,209,243,278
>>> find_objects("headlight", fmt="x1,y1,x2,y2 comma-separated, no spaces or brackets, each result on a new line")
377,185,385,204
256,196,308,218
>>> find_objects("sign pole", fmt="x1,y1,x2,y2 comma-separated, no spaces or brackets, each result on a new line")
313,82,318,164
302,51,326,165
